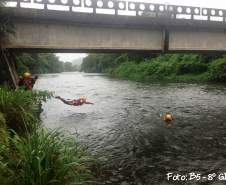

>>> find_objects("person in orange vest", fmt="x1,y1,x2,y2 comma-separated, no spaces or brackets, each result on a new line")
55,96,94,106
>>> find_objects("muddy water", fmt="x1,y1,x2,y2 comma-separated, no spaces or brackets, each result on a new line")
35,72,226,185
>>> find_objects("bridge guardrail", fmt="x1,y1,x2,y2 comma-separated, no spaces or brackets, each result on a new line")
4,0,226,22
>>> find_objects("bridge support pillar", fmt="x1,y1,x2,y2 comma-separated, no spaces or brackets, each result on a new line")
162,29,169,53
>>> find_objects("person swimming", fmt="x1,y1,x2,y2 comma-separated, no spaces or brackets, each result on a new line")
55,96,94,106
162,113,174,124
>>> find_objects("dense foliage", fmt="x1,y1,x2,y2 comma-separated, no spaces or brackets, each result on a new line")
1,53,77,87
0,88,51,133
16,53,78,74
81,53,226,82
81,53,155,73
82,53,120,73
0,88,99,185
0,1,14,39
0,128,94,185
0,1,15,86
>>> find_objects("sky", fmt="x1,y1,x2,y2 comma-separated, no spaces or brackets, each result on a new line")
56,53,87,62
7,0,226,62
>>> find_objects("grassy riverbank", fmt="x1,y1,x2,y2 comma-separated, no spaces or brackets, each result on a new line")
0,88,99,185
81,54,226,83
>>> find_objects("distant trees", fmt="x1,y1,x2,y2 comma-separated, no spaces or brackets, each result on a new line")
16,53,78,74
0,1,15,86
208,58,226,82
63,62,72,71
0,1,14,40
81,54,120,73
81,53,226,82
81,53,155,73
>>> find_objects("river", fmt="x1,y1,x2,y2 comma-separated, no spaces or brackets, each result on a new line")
35,72,226,185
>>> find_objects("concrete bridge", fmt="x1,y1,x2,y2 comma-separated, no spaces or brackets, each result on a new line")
2,0,226,52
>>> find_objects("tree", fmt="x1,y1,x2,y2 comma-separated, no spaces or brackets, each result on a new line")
16,53,65,74
0,1,15,86
63,62,73,72
0,1,14,42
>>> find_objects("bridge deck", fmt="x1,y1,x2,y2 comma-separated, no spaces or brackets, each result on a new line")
2,7,226,53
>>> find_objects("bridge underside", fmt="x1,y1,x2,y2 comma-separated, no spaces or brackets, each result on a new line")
3,8,226,53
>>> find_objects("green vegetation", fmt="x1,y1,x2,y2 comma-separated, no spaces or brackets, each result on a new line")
1,52,78,87
0,88,99,185
0,88,51,133
1,128,95,185
16,53,78,74
0,10,95,183
0,1,14,39
81,53,226,82
0,1,15,86
82,53,120,73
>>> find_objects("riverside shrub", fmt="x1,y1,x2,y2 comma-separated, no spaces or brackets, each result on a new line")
0,88,98,185
0,127,96,185
0,88,51,134
208,58,226,82
82,53,226,82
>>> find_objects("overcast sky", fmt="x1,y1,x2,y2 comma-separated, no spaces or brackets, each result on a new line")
9,0,226,62
56,53,87,62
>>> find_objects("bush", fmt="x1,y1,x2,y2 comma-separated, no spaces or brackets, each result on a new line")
175,62,207,75
208,58,226,82
0,88,52,134
0,112,9,146
0,128,96,185
112,54,213,82
0,1,15,38
83,53,226,82
0,88,99,185
113,62,136,78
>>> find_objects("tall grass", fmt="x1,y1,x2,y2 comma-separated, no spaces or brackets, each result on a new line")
0,88,51,133
0,112,9,146
0,128,97,185
0,88,100,185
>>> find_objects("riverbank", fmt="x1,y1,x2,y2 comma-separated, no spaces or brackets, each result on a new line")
111,61,209,83
0,88,100,185
81,53,226,83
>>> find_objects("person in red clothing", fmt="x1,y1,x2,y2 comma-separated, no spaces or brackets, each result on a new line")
19,72,38,90
55,96,94,106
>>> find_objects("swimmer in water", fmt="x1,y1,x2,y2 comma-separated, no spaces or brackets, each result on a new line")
55,96,94,106
162,113,174,124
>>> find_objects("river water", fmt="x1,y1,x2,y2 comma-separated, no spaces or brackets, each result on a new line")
35,72,226,185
